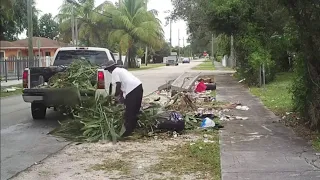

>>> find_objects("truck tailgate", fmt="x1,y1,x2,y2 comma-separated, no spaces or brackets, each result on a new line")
23,88,95,106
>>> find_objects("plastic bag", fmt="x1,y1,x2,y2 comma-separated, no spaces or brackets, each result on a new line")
155,111,185,132
200,117,215,128
195,81,207,93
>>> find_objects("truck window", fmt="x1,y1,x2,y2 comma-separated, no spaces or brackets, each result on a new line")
53,50,109,66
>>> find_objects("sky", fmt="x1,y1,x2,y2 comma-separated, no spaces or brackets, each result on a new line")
28,0,188,47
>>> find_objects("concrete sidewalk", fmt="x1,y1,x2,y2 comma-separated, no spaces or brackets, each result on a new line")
1,80,22,87
215,74,320,180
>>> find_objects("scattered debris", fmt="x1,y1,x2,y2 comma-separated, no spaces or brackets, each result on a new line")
154,111,185,132
2,86,22,92
201,117,216,128
46,61,250,144
219,114,249,121
236,105,250,111
235,116,249,120
238,78,246,83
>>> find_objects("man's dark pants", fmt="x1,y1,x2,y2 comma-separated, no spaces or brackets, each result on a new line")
123,84,143,136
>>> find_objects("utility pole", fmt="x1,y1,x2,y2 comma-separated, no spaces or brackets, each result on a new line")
183,37,185,47
183,37,185,57
27,0,34,65
178,29,180,58
75,18,78,46
71,5,75,45
230,34,235,67
170,19,172,47
118,0,122,64
145,1,148,66
211,34,214,60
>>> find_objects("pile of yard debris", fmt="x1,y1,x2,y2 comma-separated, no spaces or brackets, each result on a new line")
48,60,242,143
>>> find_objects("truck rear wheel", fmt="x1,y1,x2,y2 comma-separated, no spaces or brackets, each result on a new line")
31,102,47,120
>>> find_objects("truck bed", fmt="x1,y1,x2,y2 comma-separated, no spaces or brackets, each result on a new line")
29,66,67,88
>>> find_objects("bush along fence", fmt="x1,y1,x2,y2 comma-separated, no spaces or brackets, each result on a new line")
0,56,52,82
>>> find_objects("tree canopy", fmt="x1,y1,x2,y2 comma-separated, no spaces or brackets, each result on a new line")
39,13,59,39
0,0,37,40
172,0,320,129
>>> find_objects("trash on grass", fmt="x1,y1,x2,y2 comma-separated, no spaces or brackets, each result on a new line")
203,139,215,143
3,88,17,92
195,79,207,93
200,117,215,128
172,131,178,138
155,111,185,132
238,78,246,83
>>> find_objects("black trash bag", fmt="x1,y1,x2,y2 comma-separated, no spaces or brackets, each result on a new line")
195,113,215,119
205,83,216,90
155,111,185,132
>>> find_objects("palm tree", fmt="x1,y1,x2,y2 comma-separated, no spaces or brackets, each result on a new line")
106,0,164,68
56,0,113,46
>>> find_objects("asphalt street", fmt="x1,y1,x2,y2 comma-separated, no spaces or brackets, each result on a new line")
0,60,203,180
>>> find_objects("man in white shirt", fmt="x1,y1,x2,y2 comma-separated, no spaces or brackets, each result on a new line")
104,61,143,137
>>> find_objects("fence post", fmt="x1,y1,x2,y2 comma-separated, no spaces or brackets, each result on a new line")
4,60,8,82
17,58,20,80
259,64,262,87
263,63,266,91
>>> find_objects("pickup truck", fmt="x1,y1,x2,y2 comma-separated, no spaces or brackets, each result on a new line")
165,55,179,66
22,47,116,120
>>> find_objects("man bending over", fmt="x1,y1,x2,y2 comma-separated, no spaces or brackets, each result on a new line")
104,61,143,137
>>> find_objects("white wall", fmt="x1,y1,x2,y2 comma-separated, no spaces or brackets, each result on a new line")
222,55,228,67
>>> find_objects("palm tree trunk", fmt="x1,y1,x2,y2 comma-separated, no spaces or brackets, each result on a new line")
124,49,129,68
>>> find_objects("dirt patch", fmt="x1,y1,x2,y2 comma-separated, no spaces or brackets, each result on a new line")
12,133,219,180
280,113,320,151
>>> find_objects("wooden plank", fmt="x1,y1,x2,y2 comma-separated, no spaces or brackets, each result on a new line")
171,72,200,92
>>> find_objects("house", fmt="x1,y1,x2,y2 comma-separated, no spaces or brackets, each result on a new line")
0,37,70,59
0,37,70,77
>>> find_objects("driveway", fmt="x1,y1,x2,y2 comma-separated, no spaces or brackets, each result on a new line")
0,61,202,180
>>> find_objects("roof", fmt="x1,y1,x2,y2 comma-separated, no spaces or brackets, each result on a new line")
0,37,70,49
0,41,15,47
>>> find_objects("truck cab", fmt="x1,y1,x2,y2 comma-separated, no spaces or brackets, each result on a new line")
165,52,179,66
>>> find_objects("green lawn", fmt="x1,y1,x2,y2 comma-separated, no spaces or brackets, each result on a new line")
192,60,215,70
250,72,294,115
128,63,165,71
152,131,221,179
0,84,23,98
313,138,320,151
250,72,320,151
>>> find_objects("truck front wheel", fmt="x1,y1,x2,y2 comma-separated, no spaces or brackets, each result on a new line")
31,102,47,120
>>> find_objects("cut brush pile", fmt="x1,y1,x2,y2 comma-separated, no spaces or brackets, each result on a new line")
47,60,127,142
48,61,169,142
48,60,218,143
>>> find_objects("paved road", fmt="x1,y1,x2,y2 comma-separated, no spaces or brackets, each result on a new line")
0,61,202,180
